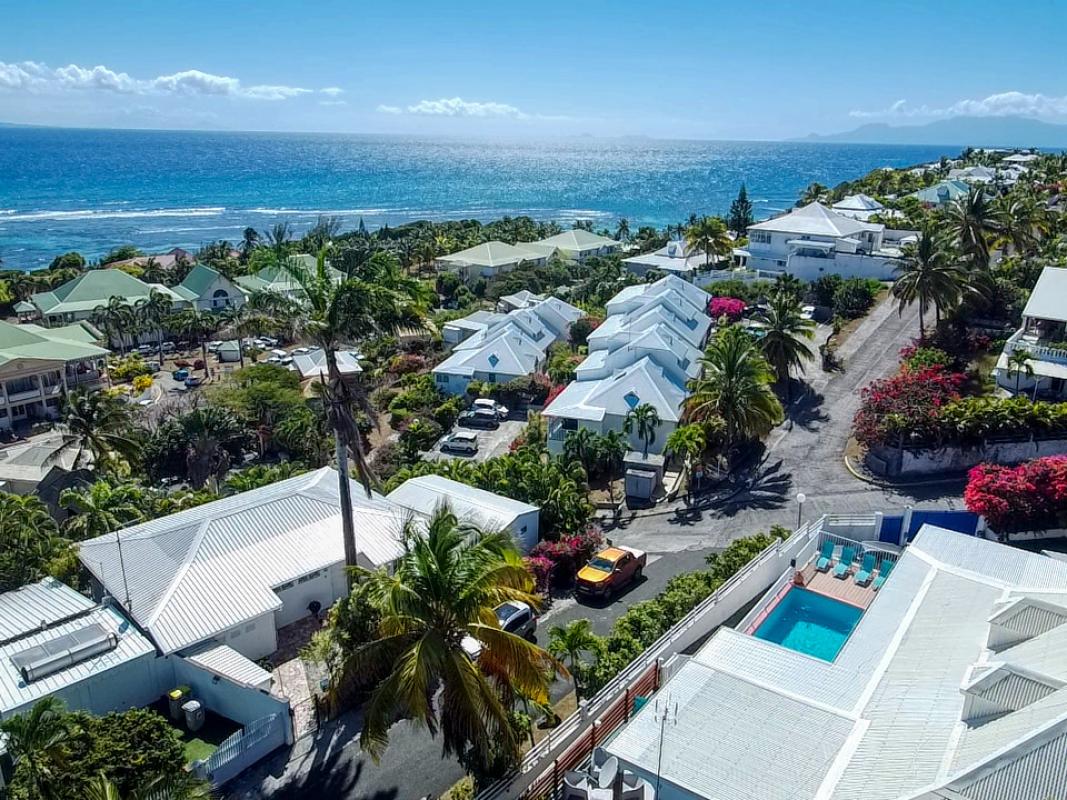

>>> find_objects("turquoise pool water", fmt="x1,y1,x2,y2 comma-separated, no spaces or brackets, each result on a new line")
753,587,863,661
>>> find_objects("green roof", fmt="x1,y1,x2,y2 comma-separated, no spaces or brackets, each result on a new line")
0,320,109,366
31,269,158,315
235,257,343,296
13,301,35,313
21,321,104,344
179,264,222,297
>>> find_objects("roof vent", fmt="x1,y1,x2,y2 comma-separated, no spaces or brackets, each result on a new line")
488,354,500,367
961,663,1064,724
987,597,1067,651
10,622,119,683
624,391,640,409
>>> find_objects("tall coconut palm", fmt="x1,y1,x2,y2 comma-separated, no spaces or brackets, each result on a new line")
946,185,996,269
53,389,141,472
547,619,599,701
684,216,732,269
265,221,292,256
342,507,561,765
759,291,815,399
240,227,260,261
624,403,662,458
169,309,218,376
665,423,706,474
216,304,268,369
892,227,966,341
994,193,1046,256
136,289,174,366
92,296,136,354
1006,349,1035,395
60,480,146,540
179,407,246,490
271,249,429,583
614,218,631,242
0,697,75,800
687,326,784,462
0,493,68,592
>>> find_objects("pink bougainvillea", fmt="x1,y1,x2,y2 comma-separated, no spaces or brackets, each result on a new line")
708,296,746,322
527,525,605,589
852,364,965,448
964,456,1067,533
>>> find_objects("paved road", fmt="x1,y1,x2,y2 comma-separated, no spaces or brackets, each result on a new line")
234,296,964,800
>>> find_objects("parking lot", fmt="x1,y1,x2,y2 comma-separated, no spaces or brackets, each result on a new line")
426,419,526,463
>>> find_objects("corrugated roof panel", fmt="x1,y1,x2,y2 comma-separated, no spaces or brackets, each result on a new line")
0,578,95,643
184,642,272,688
956,726,1067,800
953,688,1067,772
911,526,1067,588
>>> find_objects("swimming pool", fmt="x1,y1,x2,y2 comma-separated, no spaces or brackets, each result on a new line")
753,587,863,661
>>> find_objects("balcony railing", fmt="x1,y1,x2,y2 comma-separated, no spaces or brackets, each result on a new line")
1004,329,1067,365
5,388,42,403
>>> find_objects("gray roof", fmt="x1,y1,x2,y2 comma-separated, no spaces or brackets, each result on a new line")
184,641,272,689
0,578,94,644
605,525,1067,800
289,348,362,379
544,356,687,423
78,468,415,654
387,475,537,533
1022,266,1067,323
748,201,880,237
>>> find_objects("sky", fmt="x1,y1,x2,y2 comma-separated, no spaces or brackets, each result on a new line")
1,0,1066,141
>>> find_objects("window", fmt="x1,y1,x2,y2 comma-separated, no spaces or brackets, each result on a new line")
0,408,8,418
750,231,771,245
244,623,256,633
435,373,449,384
276,580,295,591
486,373,497,383
298,570,322,584
561,418,578,431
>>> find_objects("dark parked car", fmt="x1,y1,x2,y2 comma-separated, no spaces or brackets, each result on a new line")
184,376,203,388
458,409,500,430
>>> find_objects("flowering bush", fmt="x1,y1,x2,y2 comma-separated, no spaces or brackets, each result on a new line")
543,383,567,408
852,364,964,448
524,555,554,595
527,525,605,589
388,353,428,375
708,296,746,322
131,374,153,394
899,345,953,372
964,456,1067,533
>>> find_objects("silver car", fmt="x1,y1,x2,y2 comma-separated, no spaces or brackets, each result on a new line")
441,431,479,455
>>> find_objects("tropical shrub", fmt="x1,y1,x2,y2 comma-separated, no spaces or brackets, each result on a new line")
131,374,153,393
831,277,881,319
388,353,428,375
899,345,953,372
398,417,444,459
708,296,746,322
852,363,965,448
107,354,151,382
432,396,464,429
570,316,601,347
0,493,72,591
527,525,605,588
964,456,1067,534
491,373,552,407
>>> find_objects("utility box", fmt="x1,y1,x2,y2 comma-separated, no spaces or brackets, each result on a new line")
167,686,191,720
182,700,205,732
625,468,657,501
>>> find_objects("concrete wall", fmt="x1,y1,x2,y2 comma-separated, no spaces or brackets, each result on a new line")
869,437,1067,477
214,612,278,661
172,656,290,729
273,568,340,627
510,510,539,553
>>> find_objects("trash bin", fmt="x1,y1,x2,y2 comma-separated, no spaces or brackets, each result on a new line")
167,686,191,720
182,700,205,732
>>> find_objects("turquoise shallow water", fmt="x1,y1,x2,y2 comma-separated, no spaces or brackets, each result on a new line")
0,127,954,268
753,587,864,661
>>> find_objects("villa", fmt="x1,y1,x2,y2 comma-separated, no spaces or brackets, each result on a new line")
433,296,580,395
622,241,712,281
171,263,247,311
830,193,887,222
497,289,545,312
288,347,363,382
994,265,1067,398
235,255,344,301
0,320,109,429
435,241,556,281
530,229,620,262
910,179,971,207
745,202,916,281
28,268,187,329
949,165,998,184
387,474,540,552
602,524,1067,800
79,467,414,661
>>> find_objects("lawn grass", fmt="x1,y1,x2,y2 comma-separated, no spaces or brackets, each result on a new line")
148,699,242,765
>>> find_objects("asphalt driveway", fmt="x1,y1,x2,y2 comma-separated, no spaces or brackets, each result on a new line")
426,419,526,463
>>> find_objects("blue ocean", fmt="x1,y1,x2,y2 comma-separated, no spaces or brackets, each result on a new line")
0,127,955,269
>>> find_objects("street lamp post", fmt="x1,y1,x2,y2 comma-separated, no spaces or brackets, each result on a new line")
796,492,807,529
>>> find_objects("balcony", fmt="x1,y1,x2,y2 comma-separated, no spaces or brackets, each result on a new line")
1004,329,1067,365
5,387,42,403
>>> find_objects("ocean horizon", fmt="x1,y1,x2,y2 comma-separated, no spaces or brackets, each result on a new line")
0,127,956,269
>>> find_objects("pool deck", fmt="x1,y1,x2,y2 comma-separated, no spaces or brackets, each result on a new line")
800,564,877,609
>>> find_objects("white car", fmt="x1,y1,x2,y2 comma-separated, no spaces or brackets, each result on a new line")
292,346,312,355
473,398,508,419
440,431,479,455
801,305,816,321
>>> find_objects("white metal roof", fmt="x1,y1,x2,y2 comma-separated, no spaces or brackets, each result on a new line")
289,348,362,379
184,641,273,689
544,356,687,423
78,468,416,655
748,202,880,237
387,475,537,533
606,525,1067,800
0,578,94,644
0,602,154,718
832,193,884,212
1022,266,1067,323
532,229,619,252
437,241,551,268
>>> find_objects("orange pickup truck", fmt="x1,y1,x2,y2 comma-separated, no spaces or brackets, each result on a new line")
576,546,647,599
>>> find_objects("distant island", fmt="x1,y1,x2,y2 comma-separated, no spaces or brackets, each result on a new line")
797,115,1067,148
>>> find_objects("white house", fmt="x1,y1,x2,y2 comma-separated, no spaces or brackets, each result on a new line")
948,165,997,184
603,524,1067,800
1002,152,1039,164
171,264,247,311
994,265,1067,398
605,274,710,319
530,229,620,262
442,310,506,347
589,297,710,353
387,474,540,552
79,468,414,660
433,297,581,395
543,356,686,455
435,241,555,281
576,324,702,387
288,348,363,381
745,202,912,281
622,241,712,280
497,290,545,312
0,578,158,721
830,193,886,221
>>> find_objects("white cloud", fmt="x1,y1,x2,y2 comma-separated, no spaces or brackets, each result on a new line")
0,60,312,101
850,91,1067,120
320,99,347,107
320,86,345,97
377,96,550,120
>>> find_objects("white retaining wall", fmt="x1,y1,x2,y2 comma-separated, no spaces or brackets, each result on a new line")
898,438,1067,476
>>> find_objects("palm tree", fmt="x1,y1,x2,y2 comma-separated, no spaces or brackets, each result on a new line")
60,480,146,540
614,218,631,242
136,289,174,366
170,309,218,376
265,221,292,256
624,403,662,459
0,697,76,800
759,291,815,399
684,216,732,269
547,619,599,701
665,423,706,475
216,304,269,369
179,407,245,490
85,773,214,800
994,193,1046,256
799,182,828,205
92,296,136,354
270,249,429,582
687,326,784,463
946,185,996,269
240,227,260,261
341,507,561,765
563,427,600,476
1006,349,1035,395
53,389,141,472
892,227,966,340
596,429,627,505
